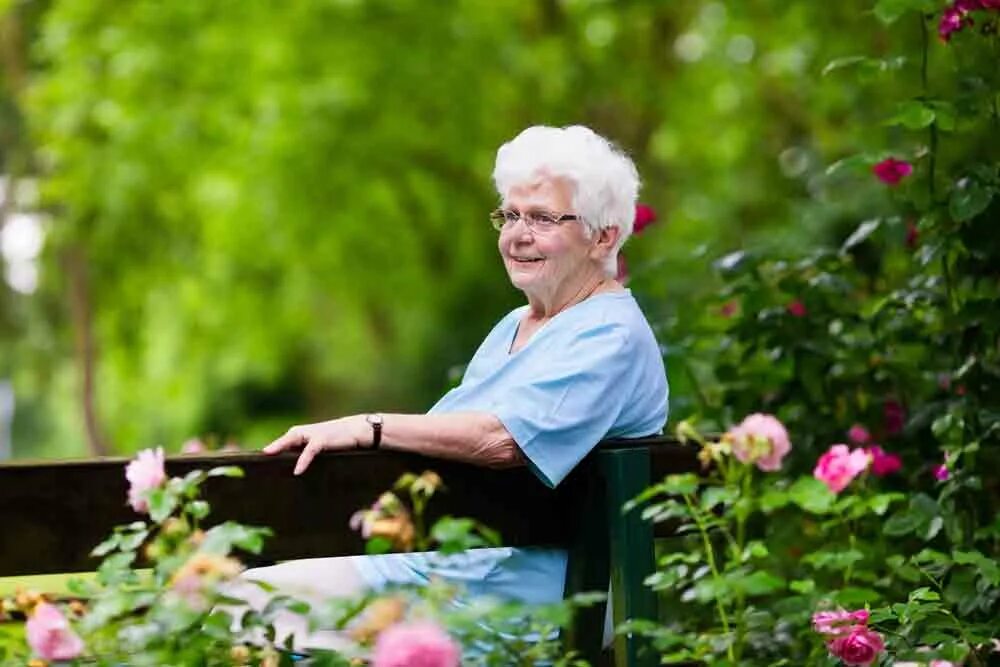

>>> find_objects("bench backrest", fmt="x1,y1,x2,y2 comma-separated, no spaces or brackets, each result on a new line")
0,438,694,576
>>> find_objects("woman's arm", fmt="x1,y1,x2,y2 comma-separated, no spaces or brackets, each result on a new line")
262,412,524,475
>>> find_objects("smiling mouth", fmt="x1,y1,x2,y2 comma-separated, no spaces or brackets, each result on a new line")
510,256,544,263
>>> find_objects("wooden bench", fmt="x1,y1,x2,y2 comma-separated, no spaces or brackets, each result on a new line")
0,437,697,667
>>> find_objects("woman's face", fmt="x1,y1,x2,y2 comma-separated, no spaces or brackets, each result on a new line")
497,177,598,299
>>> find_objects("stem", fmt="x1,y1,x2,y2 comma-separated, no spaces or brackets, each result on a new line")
920,14,937,200
683,493,735,661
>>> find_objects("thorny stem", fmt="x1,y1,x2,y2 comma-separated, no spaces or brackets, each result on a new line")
683,492,735,661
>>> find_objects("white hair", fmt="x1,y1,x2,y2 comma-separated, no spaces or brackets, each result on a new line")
492,125,640,275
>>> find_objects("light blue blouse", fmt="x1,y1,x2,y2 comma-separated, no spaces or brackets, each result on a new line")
354,290,669,605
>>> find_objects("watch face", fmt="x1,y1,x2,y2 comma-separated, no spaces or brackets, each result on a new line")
367,414,383,426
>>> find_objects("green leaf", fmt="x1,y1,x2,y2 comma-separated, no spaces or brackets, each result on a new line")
884,510,921,536
91,534,121,557
207,466,244,478
886,100,936,129
759,488,788,513
201,522,271,555
953,550,1000,584
949,181,993,222
365,537,394,555
841,219,881,253
734,571,785,597
147,487,179,523
788,477,835,514
789,579,815,594
873,0,936,24
869,492,905,516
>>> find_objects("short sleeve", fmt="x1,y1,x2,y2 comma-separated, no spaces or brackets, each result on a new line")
492,323,635,488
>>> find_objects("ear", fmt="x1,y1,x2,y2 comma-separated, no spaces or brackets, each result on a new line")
589,225,621,261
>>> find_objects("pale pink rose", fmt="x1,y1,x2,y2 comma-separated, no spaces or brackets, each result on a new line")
866,445,902,476
180,438,206,454
930,661,957,667
814,444,870,493
726,413,792,471
372,621,460,667
826,626,885,666
848,424,871,445
126,447,167,513
812,609,870,637
26,602,85,661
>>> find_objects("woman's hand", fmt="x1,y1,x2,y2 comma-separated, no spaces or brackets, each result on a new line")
262,416,368,475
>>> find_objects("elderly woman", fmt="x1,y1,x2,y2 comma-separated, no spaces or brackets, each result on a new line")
253,124,668,636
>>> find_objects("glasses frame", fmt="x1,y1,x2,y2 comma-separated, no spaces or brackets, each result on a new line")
489,208,581,233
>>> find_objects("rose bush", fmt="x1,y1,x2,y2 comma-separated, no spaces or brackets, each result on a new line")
636,0,1000,663
0,453,595,666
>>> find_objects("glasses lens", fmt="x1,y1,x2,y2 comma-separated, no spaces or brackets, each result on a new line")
489,210,506,231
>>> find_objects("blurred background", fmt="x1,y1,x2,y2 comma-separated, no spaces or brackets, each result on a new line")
0,0,922,459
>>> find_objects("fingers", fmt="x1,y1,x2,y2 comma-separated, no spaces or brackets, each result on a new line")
293,442,324,476
263,429,307,455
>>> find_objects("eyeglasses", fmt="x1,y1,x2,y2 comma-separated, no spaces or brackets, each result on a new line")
489,208,581,233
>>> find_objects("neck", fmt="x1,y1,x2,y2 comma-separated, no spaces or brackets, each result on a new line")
525,272,618,321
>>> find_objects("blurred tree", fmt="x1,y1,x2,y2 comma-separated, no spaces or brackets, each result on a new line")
0,0,962,457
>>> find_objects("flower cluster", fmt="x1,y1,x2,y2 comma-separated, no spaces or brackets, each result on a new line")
939,0,1000,41
25,600,85,662
812,608,885,666
350,490,417,551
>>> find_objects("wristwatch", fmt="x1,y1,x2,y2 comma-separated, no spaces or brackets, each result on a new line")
364,413,383,449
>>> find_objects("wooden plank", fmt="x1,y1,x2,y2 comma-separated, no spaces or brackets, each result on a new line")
0,439,697,577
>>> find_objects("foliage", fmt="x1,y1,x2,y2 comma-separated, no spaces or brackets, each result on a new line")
0,0,951,458
642,1,1000,665
0,459,592,665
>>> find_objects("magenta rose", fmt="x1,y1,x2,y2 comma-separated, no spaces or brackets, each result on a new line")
726,413,792,472
826,626,885,666
26,602,85,661
872,158,913,185
633,204,657,234
847,424,871,445
934,463,950,481
126,447,167,514
786,299,807,317
814,444,870,493
866,445,902,476
372,621,460,667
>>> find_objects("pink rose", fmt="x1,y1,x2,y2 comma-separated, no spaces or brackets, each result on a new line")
726,413,792,472
372,621,461,667
866,445,902,476
126,447,167,514
827,626,885,666
933,463,950,481
812,609,870,637
872,158,914,185
180,438,206,454
787,299,807,317
633,204,657,234
814,444,870,493
848,424,871,445
930,661,957,667
26,602,85,661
